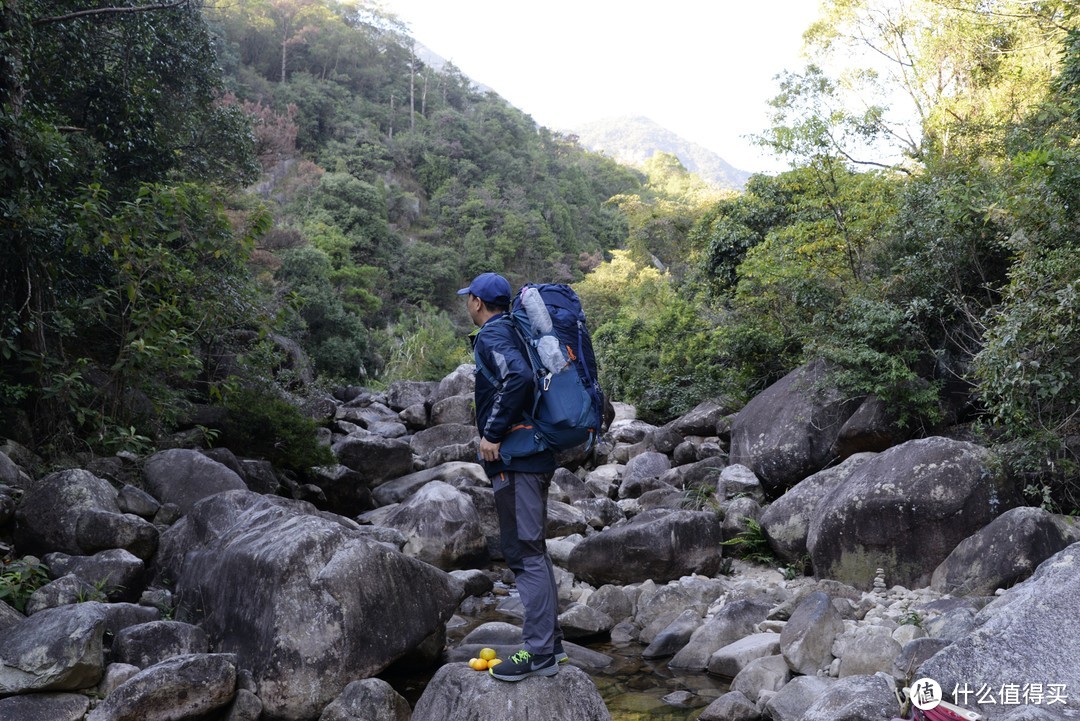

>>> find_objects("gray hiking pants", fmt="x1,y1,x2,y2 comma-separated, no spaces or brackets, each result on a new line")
492,470,564,656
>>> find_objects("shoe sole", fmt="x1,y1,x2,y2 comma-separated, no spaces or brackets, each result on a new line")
489,664,559,681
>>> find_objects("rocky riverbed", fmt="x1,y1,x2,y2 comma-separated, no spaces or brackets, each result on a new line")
2,360,1080,720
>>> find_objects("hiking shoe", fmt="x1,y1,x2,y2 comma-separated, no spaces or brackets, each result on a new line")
489,649,558,681
554,643,569,664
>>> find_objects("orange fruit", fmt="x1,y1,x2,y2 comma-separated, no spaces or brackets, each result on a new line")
468,658,489,671
487,658,502,668
479,647,497,661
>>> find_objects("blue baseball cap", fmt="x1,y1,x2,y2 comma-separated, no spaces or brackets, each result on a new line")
457,272,512,305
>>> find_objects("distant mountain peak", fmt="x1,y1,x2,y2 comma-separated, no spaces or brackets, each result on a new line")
569,116,751,190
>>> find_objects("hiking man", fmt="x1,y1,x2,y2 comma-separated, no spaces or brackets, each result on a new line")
458,272,567,681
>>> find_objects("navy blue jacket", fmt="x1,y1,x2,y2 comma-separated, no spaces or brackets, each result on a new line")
472,313,556,476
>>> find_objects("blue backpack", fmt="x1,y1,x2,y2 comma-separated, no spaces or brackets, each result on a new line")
476,283,605,459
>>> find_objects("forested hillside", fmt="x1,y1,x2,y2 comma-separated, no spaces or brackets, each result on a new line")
1,0,1078,513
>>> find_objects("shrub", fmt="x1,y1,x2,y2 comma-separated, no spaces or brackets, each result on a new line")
218,387,334,475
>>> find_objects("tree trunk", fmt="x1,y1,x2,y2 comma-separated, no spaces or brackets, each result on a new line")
388,92,394,140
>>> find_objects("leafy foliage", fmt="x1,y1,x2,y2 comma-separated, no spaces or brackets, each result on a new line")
218,386,335,474
0,557,50,613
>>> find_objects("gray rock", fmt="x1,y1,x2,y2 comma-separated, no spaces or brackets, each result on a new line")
25,574,99,614
318,678,411,721
332,435,415,486
833,624,902,677
559,603,615,639
547,501,589,537
798,673,897,721
642,608,702,659
635,577,729,633
379,481,487,569
112,620,209,668
720,497,762,542
97,662,141,697
75,508,159,560
427,364,475,408
731,653,790,703
918,542,1080,716
307,464,373,517
762,675,837,721
670,599,772,671
807,437,1017,588
729,359,861,498
411,663,611,721
449,569,494,597
0,602,107,694
86,653,237,721
573,497,624,529
567,509,724,585
706,632,781,678
831,393,910,457
155,490,463,720
671,398,738,437
225,688,264,721
780,591,845,675
408,423,478,458
238,458,282,495
143,449,247,515
14,469,119,555
931,506,1074,596
891,637,951,680
698,690,758,721
338,401,400,428
0,693,90,721
718,464,764,503
621,451,672,487
373,462,487,506
606,419,656,444
759,453,875,563
586,584,634,624
583,464,622,498
430,392,475,426
384,380,437,411
116,484,160,519
551,467,590,503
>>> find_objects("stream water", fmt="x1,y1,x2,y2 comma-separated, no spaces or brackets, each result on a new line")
383,587,732,721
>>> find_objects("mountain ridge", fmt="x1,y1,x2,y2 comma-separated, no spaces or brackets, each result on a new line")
567,115,752,190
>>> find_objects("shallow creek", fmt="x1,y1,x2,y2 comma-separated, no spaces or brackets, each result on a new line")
384,585,732,721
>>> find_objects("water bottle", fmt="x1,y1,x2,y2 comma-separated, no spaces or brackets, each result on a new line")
521,287,567,373
521,287,552,334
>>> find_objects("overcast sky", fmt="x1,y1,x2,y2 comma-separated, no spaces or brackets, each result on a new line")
379,1,824,173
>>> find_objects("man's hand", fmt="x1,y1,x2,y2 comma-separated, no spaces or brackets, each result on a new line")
479,437,502,462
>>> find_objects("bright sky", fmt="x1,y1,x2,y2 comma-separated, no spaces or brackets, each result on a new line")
379,1,824,174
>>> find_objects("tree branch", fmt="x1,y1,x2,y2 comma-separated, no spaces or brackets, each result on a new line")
32,0,191,27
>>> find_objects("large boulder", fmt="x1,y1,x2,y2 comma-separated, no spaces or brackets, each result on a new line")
331,435,415,486
378,481,488,569
86,653,236,721
759,453,875,563
372,462,487,507
669,398,737,437
566,509,724,585
0,693,90,721
798,673,898,721
318,678,411,721
411,663,610,721
931,506,1075,596
918,542,1080,715
143,449,246,515
0,602,107,694
807,437,1018,588
729,359,861,498
154,490,464,721
408,423,478,458
669,600,772,671
14,469,120,555
780,591,845,675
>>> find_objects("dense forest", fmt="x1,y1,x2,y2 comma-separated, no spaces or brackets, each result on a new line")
1,0,1078,511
